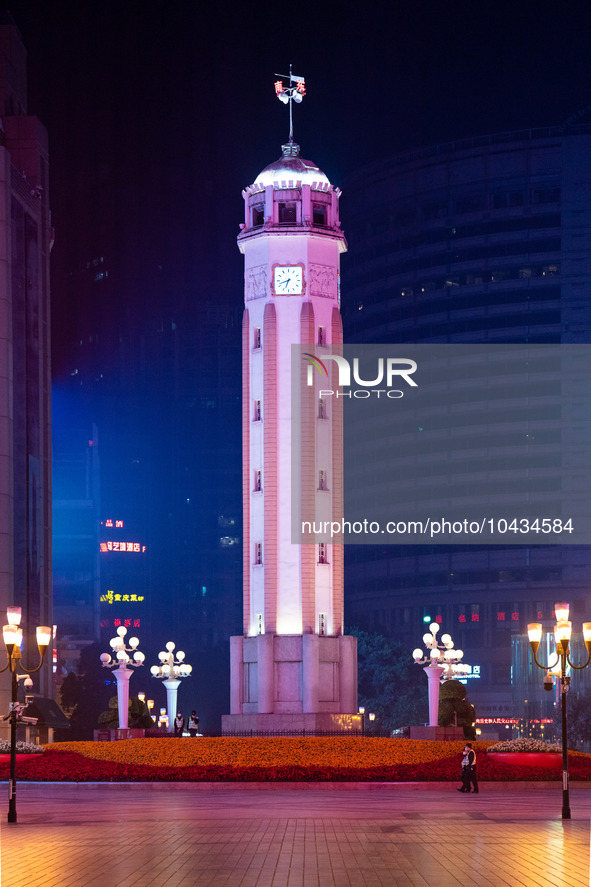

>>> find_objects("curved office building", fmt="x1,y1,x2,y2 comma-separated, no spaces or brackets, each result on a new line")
341,125,591,727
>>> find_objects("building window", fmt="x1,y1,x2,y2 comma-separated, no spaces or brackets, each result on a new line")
254,469,262,492
254,400,261,421
318,469,327,491
318,326,325,345
279,202,297,224
252,205,264,227
256,613,264,635
318,612,328,635
253,327,261,349
254,542,262,565
318,397,327,419
313,203,327,226
318,544,328,565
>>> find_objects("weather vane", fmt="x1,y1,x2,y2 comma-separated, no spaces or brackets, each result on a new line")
274,65,306,144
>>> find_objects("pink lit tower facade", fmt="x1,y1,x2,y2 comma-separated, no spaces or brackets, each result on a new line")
222,74,358,734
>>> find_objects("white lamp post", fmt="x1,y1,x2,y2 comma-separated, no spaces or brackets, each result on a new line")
100,626,145,729
150,641,192,732
412,623,469,726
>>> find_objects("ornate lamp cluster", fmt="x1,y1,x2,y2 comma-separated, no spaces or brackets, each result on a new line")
2,606,51,823
527,602,591,820
413,623,469,727
150,641,192,681
412,623,467,678
150,642,192,733
100,626,145,730
100,625,145,670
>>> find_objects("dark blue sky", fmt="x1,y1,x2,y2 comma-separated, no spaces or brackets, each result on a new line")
5,1,591,343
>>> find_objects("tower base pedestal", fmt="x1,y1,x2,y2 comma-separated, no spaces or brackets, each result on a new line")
409,726,466,741
224,633,358,735
221,712,361,735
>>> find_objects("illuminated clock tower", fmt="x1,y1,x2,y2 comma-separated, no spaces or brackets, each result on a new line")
222,74,358,733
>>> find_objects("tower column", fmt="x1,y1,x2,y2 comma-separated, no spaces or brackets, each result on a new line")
223,136,359,736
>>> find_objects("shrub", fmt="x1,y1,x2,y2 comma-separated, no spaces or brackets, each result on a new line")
438,679,476,739
488,738,562,753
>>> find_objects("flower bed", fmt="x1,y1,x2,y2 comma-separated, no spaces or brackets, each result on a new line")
45,737,476,769
487,753,562,770
0,738,587,782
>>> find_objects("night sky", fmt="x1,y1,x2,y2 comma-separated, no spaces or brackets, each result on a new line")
4,0,591,359
3,0,591,721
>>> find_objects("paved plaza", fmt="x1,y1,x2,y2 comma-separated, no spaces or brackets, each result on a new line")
0,783,589,887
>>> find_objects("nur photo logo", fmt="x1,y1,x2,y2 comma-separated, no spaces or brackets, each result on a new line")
303,352,418,399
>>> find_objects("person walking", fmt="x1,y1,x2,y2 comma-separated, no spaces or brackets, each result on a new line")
457,743,478,793
173,711,185,736
187,710,199,737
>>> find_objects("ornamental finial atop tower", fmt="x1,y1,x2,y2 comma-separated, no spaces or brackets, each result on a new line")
274,65,306,154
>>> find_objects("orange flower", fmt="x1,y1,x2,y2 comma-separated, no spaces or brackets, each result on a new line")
47,738,495,769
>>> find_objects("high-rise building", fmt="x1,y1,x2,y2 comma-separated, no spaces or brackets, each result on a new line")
52,414,100,678
341,125,591,725
223,139,358,733
0,15,53,718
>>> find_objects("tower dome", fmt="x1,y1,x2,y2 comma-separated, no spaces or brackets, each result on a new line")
253,142,331,189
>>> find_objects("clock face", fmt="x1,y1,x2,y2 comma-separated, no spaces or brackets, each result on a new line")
274,265,303,295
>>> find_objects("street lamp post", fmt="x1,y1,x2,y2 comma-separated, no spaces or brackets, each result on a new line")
1,606,51,823
150,642,192,732
100,626,145,730
413,623,469,726
527,603,591,820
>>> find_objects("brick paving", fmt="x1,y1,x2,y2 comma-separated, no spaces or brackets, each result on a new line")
0,783,589,887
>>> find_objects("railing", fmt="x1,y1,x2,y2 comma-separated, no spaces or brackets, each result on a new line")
218,729,391,738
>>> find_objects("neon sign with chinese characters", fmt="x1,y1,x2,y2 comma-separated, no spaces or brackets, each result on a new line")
100,590,145,604
100,618,141,629
100,542,146,553
460,665,481,680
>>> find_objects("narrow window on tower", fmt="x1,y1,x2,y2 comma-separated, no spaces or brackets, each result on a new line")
318,326,325,345
252,205,264,227
253,327,261,350
254,542,263,565
318,396,327,419
318,469,327,491
279,202,297,224
254,400,261,421
312,203,326,226
318,612,328,634
318,544,328,565
254,469,262,492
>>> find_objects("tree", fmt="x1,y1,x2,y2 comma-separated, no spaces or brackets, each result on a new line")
567,688,591,746
98,695,154,730
56,643,116,740
438,679,476,739
349,628,428,733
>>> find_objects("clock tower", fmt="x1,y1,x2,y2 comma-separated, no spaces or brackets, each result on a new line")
222,80,358,733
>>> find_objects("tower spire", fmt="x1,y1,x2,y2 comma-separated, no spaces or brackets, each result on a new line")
274,65,306,155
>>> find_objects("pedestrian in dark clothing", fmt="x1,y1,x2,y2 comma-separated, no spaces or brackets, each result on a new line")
173,712,185,736
457,743,478,793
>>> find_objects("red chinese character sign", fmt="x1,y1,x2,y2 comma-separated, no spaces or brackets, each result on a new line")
274,66,306,144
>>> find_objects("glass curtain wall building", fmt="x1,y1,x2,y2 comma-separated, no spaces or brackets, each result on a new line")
0,17,53,726
342,125,591,724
